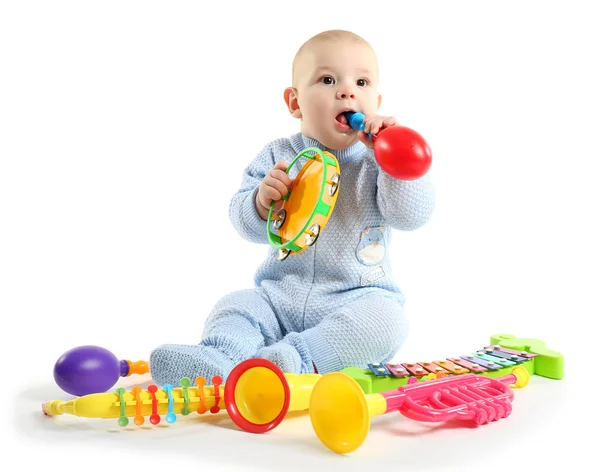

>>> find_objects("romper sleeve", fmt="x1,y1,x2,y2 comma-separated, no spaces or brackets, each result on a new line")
228,142,278,244
373,150,436,231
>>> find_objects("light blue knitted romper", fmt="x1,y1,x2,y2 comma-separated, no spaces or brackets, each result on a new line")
149,132,435,385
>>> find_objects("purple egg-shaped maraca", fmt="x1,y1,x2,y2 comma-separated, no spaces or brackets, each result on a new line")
54,345,120,396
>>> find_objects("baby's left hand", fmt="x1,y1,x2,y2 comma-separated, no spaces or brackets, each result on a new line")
357,114,399,149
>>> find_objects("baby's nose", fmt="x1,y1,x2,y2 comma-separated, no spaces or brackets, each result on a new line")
336,90,355,100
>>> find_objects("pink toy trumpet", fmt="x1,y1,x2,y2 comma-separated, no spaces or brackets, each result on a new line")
309,366,530,454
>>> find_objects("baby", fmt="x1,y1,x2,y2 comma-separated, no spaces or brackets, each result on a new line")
149,30,435,385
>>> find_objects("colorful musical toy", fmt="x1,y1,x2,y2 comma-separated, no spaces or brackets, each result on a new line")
265,113,431,260
43,357,321,433
53,345,149,396
310,366,529,454
341,333,563,395
43,334,561,440
267,146,341,261
345,111,432,180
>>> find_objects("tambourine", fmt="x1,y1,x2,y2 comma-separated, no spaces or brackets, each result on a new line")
267,147,341,261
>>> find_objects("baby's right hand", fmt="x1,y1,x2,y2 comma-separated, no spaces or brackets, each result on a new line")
256,160,293,220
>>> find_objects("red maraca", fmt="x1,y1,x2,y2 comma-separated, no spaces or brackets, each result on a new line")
345,112,432,180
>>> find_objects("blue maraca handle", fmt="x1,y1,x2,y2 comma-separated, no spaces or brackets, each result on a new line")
344,112,372,139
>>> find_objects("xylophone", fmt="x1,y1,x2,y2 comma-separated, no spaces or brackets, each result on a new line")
341,333,563,394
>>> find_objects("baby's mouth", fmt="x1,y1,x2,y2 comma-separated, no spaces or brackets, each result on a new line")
335,112,349,125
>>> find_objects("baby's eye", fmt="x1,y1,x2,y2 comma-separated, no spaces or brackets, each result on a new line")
320,76,335,85
357,79,368,87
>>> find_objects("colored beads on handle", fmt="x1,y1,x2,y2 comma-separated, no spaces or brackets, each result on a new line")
180,378,191,416
148,385,161,425
195,377,207,414
116,388,129,427
210,376,222,414
164,384,176,424
131,386,144,426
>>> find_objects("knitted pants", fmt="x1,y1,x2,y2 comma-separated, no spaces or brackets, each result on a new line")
149,287,408,386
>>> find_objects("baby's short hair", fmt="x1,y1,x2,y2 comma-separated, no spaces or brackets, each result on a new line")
292,29,376,85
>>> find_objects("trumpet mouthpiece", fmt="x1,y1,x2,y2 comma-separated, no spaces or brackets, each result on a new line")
42,400,64,416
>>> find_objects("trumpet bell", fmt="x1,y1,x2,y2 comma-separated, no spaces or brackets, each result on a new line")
224,358,290,434
309,372,386,455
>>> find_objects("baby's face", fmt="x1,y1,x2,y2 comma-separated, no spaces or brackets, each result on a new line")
290,40,381,150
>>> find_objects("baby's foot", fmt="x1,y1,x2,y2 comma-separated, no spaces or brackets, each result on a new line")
149,344,235,386
257,342,302,374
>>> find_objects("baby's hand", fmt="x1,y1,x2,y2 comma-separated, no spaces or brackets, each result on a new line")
358,114,399,149
256,160,293,220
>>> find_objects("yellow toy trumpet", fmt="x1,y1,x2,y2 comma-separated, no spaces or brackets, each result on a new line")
43,358,322,433
309,366,530,454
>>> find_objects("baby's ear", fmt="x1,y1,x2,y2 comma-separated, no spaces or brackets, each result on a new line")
377,93,382,110
284,87,302,118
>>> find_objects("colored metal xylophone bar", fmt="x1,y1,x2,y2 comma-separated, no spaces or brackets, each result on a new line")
340,333,564,394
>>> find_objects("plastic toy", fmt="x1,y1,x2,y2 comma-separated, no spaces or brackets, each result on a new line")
43,358,322,432
267,147,341,261
309,366,529,454
53,345,149,396
341,333,564,394
265,114,432,259
43,334,561,436
345,111,432,180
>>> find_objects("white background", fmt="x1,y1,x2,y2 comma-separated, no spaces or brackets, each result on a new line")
1,1,598,471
